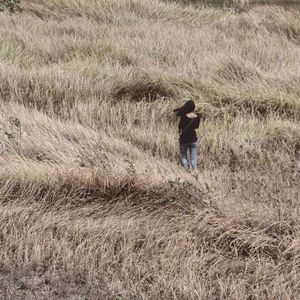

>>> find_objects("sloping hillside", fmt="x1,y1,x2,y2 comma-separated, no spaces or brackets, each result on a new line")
0,0,300,298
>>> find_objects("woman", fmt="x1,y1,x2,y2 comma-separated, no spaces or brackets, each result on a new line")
174,99,201,171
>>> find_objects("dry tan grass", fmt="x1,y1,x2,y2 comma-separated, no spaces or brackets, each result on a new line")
0,0,300,299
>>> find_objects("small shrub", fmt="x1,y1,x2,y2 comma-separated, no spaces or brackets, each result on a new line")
0,0,22,13
4,117,22,152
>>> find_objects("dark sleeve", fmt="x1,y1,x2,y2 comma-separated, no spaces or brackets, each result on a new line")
178,117,184,130
194,114,201,129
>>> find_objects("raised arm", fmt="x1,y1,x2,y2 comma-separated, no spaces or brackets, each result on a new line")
194,114,201,129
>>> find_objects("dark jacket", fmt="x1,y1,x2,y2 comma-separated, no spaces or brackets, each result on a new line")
179,113,200,144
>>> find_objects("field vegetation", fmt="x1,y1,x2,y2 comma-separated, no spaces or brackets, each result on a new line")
0,0,300,298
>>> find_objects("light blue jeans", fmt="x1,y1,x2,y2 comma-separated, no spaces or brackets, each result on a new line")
180,142,198,171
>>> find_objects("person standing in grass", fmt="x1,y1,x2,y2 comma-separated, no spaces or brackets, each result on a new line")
174,99,201,171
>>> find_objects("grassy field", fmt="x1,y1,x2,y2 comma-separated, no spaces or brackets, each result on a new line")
0,0,300,299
